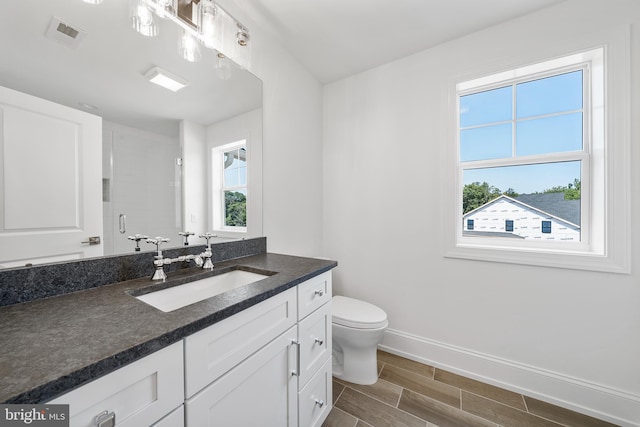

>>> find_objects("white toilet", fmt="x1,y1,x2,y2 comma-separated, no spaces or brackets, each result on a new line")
332,296,388,385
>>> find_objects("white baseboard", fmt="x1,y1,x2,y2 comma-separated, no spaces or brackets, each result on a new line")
380,328,640,427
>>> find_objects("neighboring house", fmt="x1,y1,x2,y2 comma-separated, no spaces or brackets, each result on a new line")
463,193,580,241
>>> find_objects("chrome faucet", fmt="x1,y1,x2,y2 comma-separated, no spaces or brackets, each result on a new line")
198,232,217,270
146,237,172,281
146,233,217,281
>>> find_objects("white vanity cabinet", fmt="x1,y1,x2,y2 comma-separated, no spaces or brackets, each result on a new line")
185,271,333,427
49,341,184,427
296,272,333,427
47,271,333,427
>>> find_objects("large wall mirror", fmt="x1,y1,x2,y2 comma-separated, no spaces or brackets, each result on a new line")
0,0,262,268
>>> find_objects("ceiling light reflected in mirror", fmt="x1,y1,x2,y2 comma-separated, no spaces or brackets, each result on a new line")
145,67,189,92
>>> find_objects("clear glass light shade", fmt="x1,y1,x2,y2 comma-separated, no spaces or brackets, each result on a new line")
232,25,251,69
131,0,159,37
180,29,202,62
82,0,103,4
199,0,218,49
215,54,231,80
150,0,177,19
210,9,236,62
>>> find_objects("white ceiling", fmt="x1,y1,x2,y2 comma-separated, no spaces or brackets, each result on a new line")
239,0,564,83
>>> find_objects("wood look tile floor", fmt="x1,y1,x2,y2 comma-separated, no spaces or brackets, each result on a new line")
322,350,619,427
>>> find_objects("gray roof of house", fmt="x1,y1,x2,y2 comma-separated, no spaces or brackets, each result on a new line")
514,193,581,226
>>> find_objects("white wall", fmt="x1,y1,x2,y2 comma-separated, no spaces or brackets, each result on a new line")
255,42,324,257
181,120,207,238
323,1,640,425
206,108,263,237
217,0,325,257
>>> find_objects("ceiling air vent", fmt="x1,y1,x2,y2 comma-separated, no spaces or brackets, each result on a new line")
45,16,87,48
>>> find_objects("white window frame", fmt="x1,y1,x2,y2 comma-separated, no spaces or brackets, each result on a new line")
444,26,631,273
211,140,247,234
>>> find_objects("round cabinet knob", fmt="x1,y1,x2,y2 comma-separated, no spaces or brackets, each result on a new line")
314,338,324,346
315,399,324,408
314,289,325,297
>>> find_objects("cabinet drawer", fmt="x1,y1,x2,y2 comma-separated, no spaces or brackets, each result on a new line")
297,272,332,320
298,301,332,388
299,357,332,427
184,287,297,398
185,326,298,427
49,341,184,427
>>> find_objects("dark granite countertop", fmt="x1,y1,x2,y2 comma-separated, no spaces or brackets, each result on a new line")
0,252,337,404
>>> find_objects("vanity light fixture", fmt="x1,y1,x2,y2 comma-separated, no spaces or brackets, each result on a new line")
82,0,103,4
150,0,177,19
215,53,231,80
144,67,189,92
130,0,159,37
129,0,251,69
199,0,217,48
180,29,202,62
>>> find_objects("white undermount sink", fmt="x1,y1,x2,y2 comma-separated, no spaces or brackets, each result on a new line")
135,270,270,312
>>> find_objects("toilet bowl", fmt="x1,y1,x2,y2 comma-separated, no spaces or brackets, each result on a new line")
332,295,388,385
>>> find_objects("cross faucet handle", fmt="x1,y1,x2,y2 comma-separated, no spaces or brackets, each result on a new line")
128,234,148,241
127,234,148,252
199,232,217,247
146,236,170,245
146,237,170,256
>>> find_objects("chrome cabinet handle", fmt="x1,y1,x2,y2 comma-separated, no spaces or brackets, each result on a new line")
291,339,300,377
314,289,325,297
94,410,115,427
315,399,324,408
314,337,324,346
119,214,126,234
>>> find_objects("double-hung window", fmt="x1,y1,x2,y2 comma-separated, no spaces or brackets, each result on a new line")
459,64,587,243
211,140,247,233
446,30,631,273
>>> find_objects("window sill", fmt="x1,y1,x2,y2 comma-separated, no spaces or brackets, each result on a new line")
444,243,629,274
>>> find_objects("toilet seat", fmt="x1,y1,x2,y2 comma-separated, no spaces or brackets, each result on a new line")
332,296,387,329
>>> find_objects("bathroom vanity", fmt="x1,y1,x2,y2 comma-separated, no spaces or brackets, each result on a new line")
0,242,336,427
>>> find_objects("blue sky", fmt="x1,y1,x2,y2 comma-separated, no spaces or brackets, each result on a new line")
459,70,583,195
